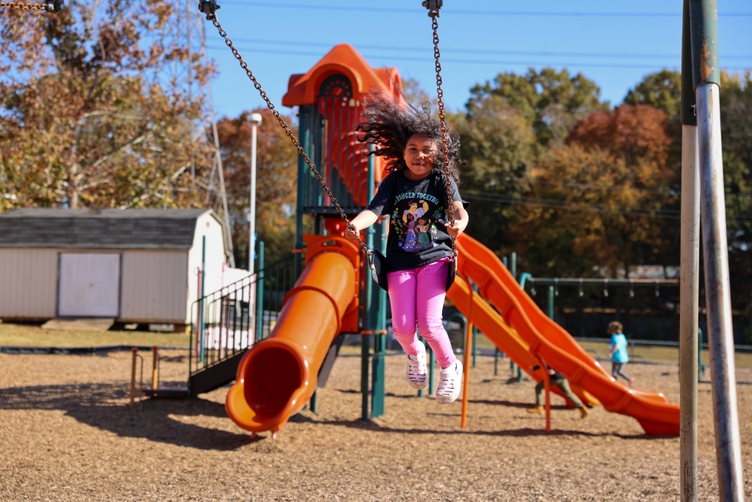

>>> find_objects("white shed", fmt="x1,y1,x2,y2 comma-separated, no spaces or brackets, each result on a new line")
0,208,232,330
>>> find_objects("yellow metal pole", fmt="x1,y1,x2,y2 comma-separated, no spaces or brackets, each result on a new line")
129,348,138,407
151,346,159,391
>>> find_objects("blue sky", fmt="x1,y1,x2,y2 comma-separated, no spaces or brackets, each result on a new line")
202,1,751,120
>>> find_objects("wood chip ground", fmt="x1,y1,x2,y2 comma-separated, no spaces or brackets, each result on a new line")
1,350,750,501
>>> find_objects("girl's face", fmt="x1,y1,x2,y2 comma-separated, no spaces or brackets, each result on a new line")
403,134,437,180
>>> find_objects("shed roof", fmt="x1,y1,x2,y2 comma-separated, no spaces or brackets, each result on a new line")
0,208,216,250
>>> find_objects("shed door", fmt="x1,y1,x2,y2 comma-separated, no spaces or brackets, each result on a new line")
58,253,121,317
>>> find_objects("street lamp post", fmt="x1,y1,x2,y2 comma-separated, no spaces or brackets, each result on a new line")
248,113,262,275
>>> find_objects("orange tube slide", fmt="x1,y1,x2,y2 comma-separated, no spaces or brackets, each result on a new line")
225,249,356,434
454,233,679,436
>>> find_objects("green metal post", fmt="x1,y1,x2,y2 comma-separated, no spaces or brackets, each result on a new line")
494,348,499,376
199,236,206,363
367,148,386,419
361,334,370,421
699,328,706,380
472,328,478,368
511,251,517,280
427,340,435,396
295,106,311,277
371,333,386,417
255,241,265,341
417,334,425,398
361,147,376,421
472,284,479,368
548,286,555,319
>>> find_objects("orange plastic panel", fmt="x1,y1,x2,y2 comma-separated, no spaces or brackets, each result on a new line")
454,233,680,436
282,44,401,107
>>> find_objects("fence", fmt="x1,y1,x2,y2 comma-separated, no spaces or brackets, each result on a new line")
188,255,298,376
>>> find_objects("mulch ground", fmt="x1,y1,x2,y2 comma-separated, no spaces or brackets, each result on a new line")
1,349,750,501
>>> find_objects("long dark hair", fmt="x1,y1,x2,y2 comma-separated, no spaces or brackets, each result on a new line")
356,92,462,184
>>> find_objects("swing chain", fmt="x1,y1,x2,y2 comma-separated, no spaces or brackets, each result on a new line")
0,0,61,12
204,14,370,257
427,5,456,252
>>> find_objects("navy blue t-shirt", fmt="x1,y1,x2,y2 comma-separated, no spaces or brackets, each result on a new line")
366,169,465,272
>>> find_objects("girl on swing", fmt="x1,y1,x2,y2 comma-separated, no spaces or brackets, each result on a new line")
346,93,469,404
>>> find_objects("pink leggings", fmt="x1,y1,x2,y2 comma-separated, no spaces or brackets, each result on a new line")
387,258,456,368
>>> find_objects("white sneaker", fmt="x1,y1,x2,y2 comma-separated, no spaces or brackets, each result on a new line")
405,344,428,390
436,359,463,404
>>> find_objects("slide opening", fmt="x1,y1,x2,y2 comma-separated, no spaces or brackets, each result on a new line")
243,347,303,418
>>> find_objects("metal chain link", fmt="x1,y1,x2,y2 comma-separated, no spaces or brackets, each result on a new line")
206,14,370,257
429,12,457,252
0,2,48,11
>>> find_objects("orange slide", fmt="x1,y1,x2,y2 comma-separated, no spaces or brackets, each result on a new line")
225,236,360,434
447,275,598,407
454,233,680,436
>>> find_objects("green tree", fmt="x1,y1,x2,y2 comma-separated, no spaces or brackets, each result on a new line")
719,71,752,323
0,0,216,211
624,69,682,119
510,104,677,278
454,94,535,253
466,67,609,149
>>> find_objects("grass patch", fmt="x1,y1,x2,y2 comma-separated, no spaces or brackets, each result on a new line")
0,323,190,348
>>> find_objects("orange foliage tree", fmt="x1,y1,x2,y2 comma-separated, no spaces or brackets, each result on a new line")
214,109,299,266
510,104,677,278
0,0,217,211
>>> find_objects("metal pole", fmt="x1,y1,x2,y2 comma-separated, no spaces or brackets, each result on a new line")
690,1,744,498
199,235,206,363
255,241,265,341
548,286,555,319
680,2,700,498
460,319,473,428
248,113,262,275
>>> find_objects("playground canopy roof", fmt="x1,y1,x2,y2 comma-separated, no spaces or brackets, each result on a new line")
0,208,218,250
282,43,401,107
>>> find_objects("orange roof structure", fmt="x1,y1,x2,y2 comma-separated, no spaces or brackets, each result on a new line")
282,44,401,107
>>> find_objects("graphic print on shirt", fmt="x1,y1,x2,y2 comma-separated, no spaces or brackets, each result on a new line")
390,191,444,252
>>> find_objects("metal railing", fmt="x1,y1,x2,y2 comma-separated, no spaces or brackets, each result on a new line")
188,255,298,376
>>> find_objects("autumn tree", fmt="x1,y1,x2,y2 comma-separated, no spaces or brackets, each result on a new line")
510,104,677,278
624,69,682,119
215,109,298,268
453,94,535,253
0,0,217,211
466,67,609,149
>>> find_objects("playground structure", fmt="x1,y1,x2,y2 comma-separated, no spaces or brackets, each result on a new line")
178,39,683,438
2,1,742,500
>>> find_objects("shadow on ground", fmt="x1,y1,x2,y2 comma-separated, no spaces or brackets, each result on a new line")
288,408,652,440
0,383,255,451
